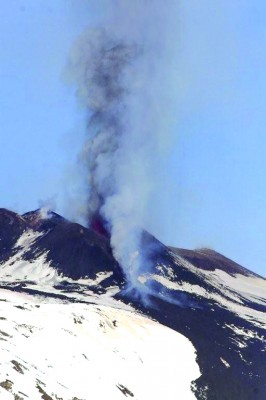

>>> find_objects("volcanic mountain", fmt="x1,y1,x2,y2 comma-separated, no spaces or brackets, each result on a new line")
0,208,265,400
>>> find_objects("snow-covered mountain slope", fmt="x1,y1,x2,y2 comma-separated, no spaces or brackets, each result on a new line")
0,289,199,400
136,245,266,399
140,247,266,328
0,208,265,399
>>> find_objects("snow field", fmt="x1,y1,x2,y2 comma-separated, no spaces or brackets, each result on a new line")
0,290,200,400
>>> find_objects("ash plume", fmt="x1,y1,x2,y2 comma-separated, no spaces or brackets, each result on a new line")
66,1,179,296
68,30,139,223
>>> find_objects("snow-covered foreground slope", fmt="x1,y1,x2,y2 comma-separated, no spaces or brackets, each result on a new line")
0,289,200,400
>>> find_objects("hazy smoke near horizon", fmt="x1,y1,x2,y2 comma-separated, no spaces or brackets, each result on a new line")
67,1,179,293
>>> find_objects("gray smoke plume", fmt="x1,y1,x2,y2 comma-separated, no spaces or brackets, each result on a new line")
66,1,179,295
69,30,139,220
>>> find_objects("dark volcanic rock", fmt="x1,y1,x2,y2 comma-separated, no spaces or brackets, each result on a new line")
172,247,258,277
22,210,124,283
23,209,65,232
0,209,28,257
0,209,124,285
26,219,123,282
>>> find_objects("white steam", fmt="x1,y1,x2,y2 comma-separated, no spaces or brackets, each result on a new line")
66,1,179,292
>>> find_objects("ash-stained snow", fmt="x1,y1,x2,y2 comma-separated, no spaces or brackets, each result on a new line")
0,289,200,400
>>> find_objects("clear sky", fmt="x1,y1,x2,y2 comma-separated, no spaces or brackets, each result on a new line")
1,1,266,276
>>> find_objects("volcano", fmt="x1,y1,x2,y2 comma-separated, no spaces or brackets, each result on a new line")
0,208,265,399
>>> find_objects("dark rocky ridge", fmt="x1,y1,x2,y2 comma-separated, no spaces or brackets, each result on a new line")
23,214,123,282
0,208,29,253
0,208,123,285
172,247,260,277
0,208,262,282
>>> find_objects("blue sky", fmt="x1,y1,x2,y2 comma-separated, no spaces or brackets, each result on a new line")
1,1,266,276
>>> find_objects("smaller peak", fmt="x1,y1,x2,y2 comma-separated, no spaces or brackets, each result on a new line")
0,208,27,224
0,208,29,250
195,247,217,255
0,208,19,216
23,209,65,231
174,246,259,278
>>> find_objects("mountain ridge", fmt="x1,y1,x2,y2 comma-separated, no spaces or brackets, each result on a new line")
0,207,265,399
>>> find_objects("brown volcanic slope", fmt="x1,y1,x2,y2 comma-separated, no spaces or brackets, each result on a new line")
170,246,262,278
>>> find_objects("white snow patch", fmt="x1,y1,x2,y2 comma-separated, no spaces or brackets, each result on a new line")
78,271,113,286
0,289,200,400
225,323,265,342
13,229,42,249
209,270,266,307
220,358,230,368
139,273,208,298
